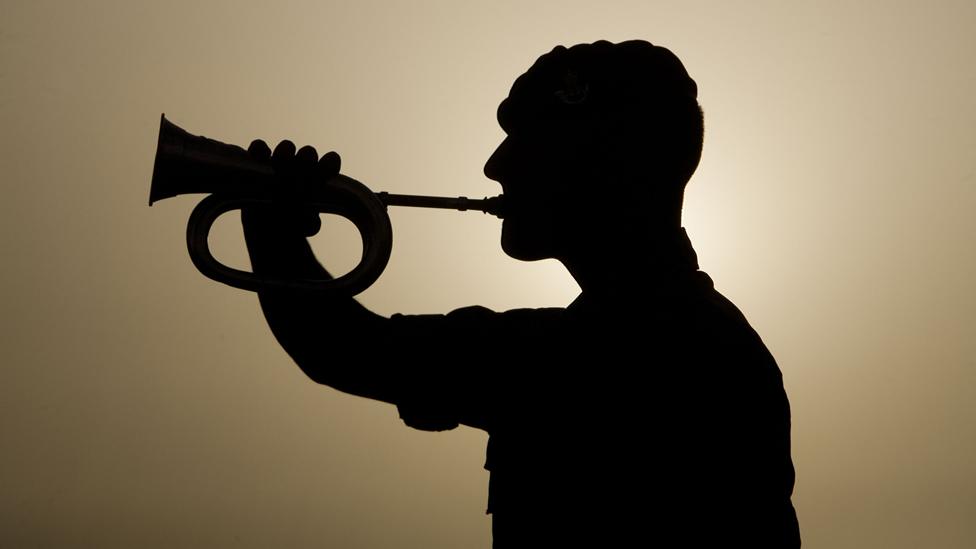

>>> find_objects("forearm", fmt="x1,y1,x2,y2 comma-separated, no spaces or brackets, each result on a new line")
257,290,399,402
242,209,400,403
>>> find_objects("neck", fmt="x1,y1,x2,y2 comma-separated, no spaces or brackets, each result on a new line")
559,225,699,300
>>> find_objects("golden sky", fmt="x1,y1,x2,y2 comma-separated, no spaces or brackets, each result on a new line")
2,1,974,547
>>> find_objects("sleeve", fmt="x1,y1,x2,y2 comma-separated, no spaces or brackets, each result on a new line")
387,305,564,433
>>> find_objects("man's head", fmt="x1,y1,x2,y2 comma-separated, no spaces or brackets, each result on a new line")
484,40,703,261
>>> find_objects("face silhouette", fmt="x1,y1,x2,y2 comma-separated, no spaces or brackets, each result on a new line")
484,131,580,262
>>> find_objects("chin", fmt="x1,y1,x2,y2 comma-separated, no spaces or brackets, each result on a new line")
502,243,548,262
501,223,553,262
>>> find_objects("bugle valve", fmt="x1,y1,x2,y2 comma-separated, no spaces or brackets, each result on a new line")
149,114,503,295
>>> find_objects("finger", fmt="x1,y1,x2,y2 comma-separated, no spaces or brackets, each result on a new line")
318,150,341,176
296,145,318,167
272,139,296,161
295,146,322,195
270,140,298,187
294,147,323,233
248,139,271,160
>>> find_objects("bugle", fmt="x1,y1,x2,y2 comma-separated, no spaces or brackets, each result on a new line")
150,114,503,295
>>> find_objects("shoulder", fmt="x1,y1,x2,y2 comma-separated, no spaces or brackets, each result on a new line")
664,273,786,390
680,273,769,349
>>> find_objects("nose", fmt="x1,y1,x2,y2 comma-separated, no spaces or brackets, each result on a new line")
483,137,511,182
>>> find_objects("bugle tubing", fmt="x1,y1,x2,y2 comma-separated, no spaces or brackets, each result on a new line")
150,114,503,295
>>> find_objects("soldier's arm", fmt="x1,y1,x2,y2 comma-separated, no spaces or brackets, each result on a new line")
241,140,400,404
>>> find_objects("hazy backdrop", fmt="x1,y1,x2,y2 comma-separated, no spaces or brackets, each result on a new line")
2,1,974,547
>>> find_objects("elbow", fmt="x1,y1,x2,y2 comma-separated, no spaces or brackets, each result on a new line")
278,342,334,386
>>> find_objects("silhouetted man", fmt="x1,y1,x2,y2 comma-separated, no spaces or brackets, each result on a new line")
241,40,800,548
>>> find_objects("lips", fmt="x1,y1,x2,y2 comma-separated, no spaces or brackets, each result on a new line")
486,195,507,219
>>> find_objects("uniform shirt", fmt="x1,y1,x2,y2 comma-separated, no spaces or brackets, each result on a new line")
389,237,800,548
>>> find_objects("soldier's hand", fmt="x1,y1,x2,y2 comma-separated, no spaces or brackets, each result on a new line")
241,139,342,278
243,139,342,238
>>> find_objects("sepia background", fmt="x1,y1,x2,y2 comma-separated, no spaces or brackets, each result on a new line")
2,1,974,547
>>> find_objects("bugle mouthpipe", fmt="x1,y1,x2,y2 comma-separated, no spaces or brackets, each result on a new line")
378,193,504,218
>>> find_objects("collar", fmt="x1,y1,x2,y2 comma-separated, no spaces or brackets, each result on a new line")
566,227,707,313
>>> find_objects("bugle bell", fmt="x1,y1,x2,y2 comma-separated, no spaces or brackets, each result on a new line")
150,114,503,295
